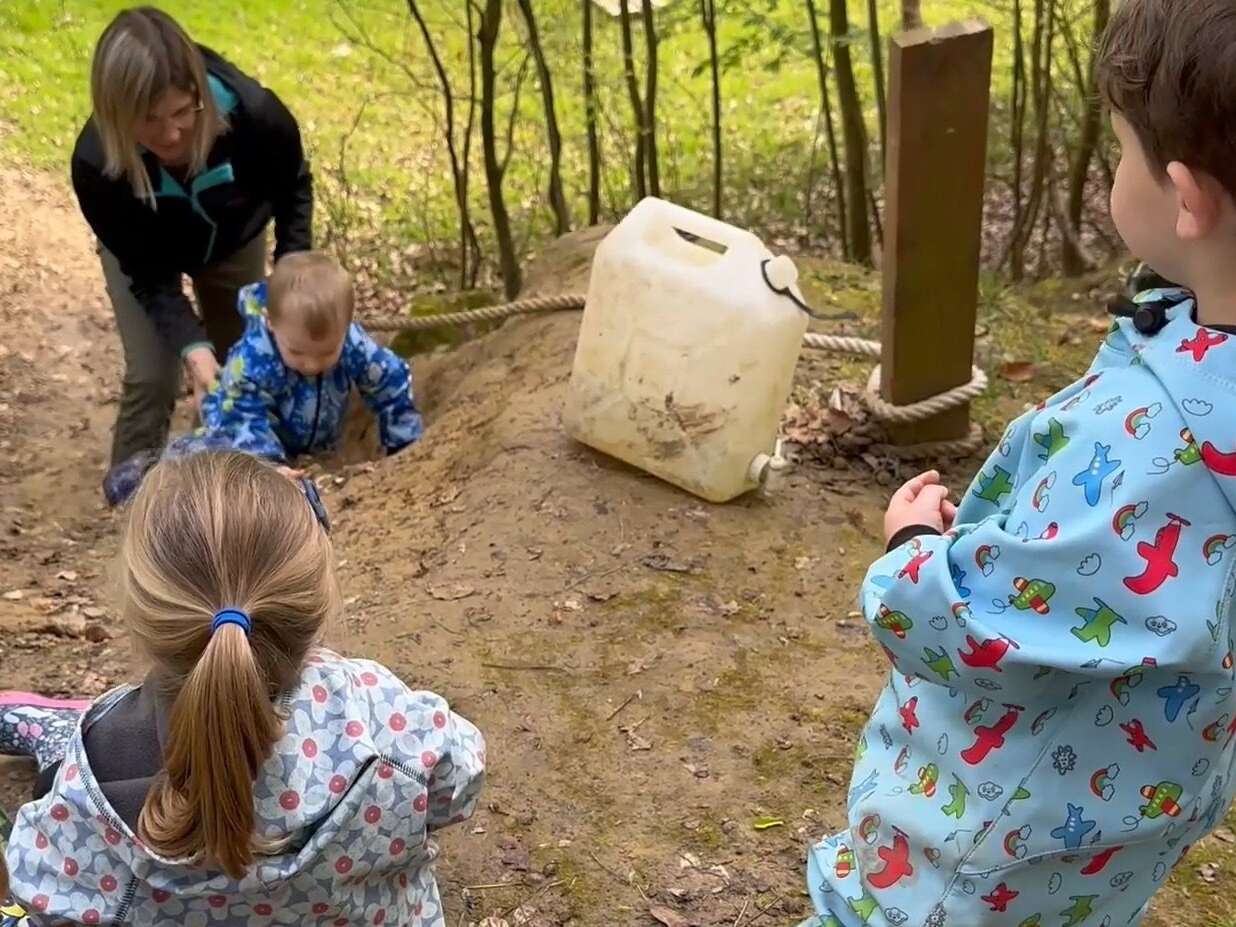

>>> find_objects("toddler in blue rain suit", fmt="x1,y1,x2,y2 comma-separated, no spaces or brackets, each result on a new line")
103,250,422,505
802,2,1236,924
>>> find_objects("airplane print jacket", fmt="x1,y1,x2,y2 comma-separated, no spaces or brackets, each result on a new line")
804,289,1236,927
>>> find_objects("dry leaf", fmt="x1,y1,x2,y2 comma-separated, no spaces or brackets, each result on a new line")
1000,361,1037,383
642,554,693,574
56,570,78,582
3,590,24,601
82,606,106,619
627,732,652,751
1196,861,1220,883
428,583,475,601
649,905,689,927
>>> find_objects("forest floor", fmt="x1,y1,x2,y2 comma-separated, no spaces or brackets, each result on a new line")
0,166,1232,926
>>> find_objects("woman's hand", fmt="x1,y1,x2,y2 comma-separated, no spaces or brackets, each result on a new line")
183,347,220,413
884,470,956,543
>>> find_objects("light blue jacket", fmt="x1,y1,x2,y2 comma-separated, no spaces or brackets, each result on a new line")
805,290,1236,927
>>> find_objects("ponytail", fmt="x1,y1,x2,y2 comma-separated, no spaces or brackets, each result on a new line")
139,621,281,877
120,452,339,878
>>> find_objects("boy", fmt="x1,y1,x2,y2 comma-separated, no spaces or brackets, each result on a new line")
802,1,1236,924
103,251,422,504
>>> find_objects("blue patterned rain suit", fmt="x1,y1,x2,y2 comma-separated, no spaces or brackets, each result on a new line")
804,290,1236,927
195,281,423,462
3,651,485,926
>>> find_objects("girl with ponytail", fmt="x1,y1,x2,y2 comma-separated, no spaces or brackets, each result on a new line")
0,452,484,925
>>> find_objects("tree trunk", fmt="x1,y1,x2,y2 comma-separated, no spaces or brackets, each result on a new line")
516,0,570,235
583,0,602,224
806,0,848,259
477,0,521,298
901,0,922,30
464,1,482,287
1061,0,1109,275
407,0,479,289
866,0,887,170
642,0,661,198
1008,0,1052,281
619,0,647,201
830,0,872,264
1004,0,1027,275
701,0,722,218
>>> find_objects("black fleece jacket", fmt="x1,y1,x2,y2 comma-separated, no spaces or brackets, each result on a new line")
71,46,313,356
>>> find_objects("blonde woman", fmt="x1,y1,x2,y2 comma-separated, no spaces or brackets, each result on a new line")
1,453,485,925
73,7,313,471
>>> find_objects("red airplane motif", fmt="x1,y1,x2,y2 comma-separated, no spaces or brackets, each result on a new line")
958,635,1019,672
1081,845,1122,876
899,696,920,734
1226,713,1236,749
1124,514,1189,596
981,882,1019,913
866,831,914,889
1120,719,1157,753
1202,441,1236,478
1177,329,1228,362
961,706,1021,765
898,549,934,584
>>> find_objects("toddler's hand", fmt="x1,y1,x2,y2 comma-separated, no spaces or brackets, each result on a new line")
275,466,306,481
885,470,953,543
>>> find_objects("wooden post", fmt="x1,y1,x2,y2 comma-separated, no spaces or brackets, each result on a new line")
881,20,993,446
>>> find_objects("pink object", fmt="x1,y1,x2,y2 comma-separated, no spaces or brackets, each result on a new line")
0,691,92,711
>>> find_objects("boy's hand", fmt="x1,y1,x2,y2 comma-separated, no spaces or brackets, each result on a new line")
885,470,955,543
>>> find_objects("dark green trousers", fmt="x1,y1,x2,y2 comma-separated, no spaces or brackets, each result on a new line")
101,231,267,466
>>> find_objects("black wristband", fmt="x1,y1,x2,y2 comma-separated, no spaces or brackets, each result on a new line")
886,524,942,553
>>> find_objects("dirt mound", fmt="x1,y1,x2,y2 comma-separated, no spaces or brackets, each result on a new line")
0,169,1215,926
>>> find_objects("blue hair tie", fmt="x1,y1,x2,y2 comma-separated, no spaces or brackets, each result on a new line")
211,608,252,636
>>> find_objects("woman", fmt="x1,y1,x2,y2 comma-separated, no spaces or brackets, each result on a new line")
72,6,313,470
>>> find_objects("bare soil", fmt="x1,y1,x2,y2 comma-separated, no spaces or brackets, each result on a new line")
0,167,1230,926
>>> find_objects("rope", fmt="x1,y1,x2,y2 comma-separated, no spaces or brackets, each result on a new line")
363,294,585,332
363,294,989,458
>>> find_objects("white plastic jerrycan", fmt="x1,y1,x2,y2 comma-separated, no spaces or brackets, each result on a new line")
563,197,809,503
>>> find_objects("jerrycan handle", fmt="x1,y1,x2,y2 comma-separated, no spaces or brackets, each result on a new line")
632,197,763,265
760,255,850,322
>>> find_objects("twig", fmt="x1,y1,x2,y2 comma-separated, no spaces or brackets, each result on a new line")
741,896,784,927
433,620,465,637
482,661,568,672
587,850,647,899
465,881,524,891
605,690,641,722
559,564,624,595
732,897,750,927
500,877,565,917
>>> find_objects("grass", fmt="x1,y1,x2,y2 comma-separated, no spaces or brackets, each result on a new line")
0,0,1093,287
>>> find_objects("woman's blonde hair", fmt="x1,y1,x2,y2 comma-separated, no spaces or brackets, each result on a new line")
90,7,225,204
121,452,339,878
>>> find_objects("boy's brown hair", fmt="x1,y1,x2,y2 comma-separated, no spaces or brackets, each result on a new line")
1098,0,1236,197
267,251,354,341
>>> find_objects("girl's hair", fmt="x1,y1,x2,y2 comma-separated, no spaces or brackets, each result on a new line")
90,7,226,203
122,452,339,877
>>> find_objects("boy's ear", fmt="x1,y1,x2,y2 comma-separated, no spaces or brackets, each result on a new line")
1167,161,1225,240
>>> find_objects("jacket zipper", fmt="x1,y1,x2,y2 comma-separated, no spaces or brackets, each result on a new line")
304,375,323,454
